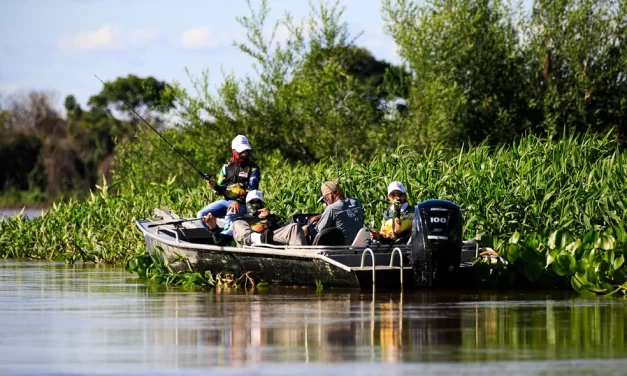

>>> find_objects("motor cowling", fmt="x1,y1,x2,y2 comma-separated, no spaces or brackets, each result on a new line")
410,199,463,288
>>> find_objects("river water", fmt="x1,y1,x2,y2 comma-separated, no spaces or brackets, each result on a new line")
0,208,45,219
0,261,626,375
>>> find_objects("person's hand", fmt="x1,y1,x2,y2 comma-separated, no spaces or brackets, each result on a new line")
228,201,241,214
205,179,216,189
370,229,381,239
257,208,270,218
302,225,309,236
203,213,217,230
308,214,321,225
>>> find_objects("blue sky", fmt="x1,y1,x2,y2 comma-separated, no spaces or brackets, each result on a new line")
0,0,401,110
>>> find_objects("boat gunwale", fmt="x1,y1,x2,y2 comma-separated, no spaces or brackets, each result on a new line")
136,220,413,272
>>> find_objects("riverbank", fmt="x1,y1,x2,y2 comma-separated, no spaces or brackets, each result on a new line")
0,189,85,209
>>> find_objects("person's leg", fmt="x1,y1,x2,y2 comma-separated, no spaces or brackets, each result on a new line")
272,223,308,246
232,220,253,247
197,200,231,218
221,202,248,236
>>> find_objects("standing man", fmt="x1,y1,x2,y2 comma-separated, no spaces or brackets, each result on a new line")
304,181,364,245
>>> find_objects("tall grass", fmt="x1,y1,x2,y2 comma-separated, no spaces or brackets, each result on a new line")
1,134,625,293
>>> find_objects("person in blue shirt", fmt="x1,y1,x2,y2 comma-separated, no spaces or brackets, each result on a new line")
197,135,260,236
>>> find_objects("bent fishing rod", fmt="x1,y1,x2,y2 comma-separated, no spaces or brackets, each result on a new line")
94,75,214,181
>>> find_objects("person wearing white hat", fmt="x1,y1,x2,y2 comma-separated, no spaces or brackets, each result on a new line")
197,135,261,237
370,181,414,243
229,190,308,247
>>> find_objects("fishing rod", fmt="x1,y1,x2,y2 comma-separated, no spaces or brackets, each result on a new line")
94,75,214,181
147,217,203,228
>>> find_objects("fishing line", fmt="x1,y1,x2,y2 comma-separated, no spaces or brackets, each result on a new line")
94,75,213,181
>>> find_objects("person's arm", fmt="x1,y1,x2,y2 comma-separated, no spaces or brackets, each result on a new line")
249,166,260,191
212,165,228,195
315,206,333,231
267,214,282,230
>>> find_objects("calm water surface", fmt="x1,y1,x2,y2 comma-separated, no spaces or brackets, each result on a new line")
0,260,626,375
0,208,45,219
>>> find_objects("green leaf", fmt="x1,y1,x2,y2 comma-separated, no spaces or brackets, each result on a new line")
613,255,625,270
546,249,557,268
509,231,520,244
594,235,615,250
548,230,559,250
256,281,270,288
553,253,576,277
576,260,588,275
506,244,522,263
586,266,598,285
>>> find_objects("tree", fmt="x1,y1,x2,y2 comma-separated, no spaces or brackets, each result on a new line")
383,0,536,147
527,0,627,141
88,74,175,120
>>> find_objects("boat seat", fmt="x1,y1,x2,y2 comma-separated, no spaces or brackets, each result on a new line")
351,227,371,247
285,213,318,226
312,228,345,246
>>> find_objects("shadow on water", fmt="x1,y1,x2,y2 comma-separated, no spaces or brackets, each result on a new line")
0,260,626,375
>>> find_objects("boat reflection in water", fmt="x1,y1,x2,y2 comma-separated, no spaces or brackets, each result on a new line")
144,288,627,366
1,262,626,374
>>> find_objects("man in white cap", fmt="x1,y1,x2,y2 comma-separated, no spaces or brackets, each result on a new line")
370,181,414,243
304,181,364,245
229,190,308,247
198,135,260,237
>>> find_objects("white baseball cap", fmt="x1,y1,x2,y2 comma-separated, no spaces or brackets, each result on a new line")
246,190,264,203
232,135,252,153
387,181,406,195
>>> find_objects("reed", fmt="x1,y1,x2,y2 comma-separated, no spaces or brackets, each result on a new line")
1,134,625,294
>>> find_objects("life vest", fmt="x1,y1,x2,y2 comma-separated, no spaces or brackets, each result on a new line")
381,202,414,239
220,162,259,199
237,214,281,233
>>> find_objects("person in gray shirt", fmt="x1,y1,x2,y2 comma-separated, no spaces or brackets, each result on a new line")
304,181,364,245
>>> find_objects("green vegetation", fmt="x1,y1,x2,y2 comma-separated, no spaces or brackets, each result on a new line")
473,228,627,296
0,75,173,204
2,134,625,294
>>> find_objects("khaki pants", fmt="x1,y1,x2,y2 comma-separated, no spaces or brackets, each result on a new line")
232,221,307,247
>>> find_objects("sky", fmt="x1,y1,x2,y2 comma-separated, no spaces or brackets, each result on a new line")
0,0,401,110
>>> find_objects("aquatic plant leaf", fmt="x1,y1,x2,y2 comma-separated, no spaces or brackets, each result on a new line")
594,235,616,250
509,231,520,244
546,249,557,268
506,244,522,263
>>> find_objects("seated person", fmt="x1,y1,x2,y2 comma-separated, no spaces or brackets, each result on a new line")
231,190,308,247
197,135,260,237
304,181,364,246
370,181,414,244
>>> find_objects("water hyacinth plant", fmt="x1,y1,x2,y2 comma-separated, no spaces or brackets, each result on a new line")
1,134,625,294
473,227,627,296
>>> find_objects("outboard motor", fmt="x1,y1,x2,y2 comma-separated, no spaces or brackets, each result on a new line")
410,199,463,288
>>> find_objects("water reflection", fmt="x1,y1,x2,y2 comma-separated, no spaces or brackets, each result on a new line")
0,261,626,374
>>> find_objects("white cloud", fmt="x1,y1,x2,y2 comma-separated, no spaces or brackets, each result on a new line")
59,25,160,51
179,26,231,49
59,24,122,50
128,28,158,45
